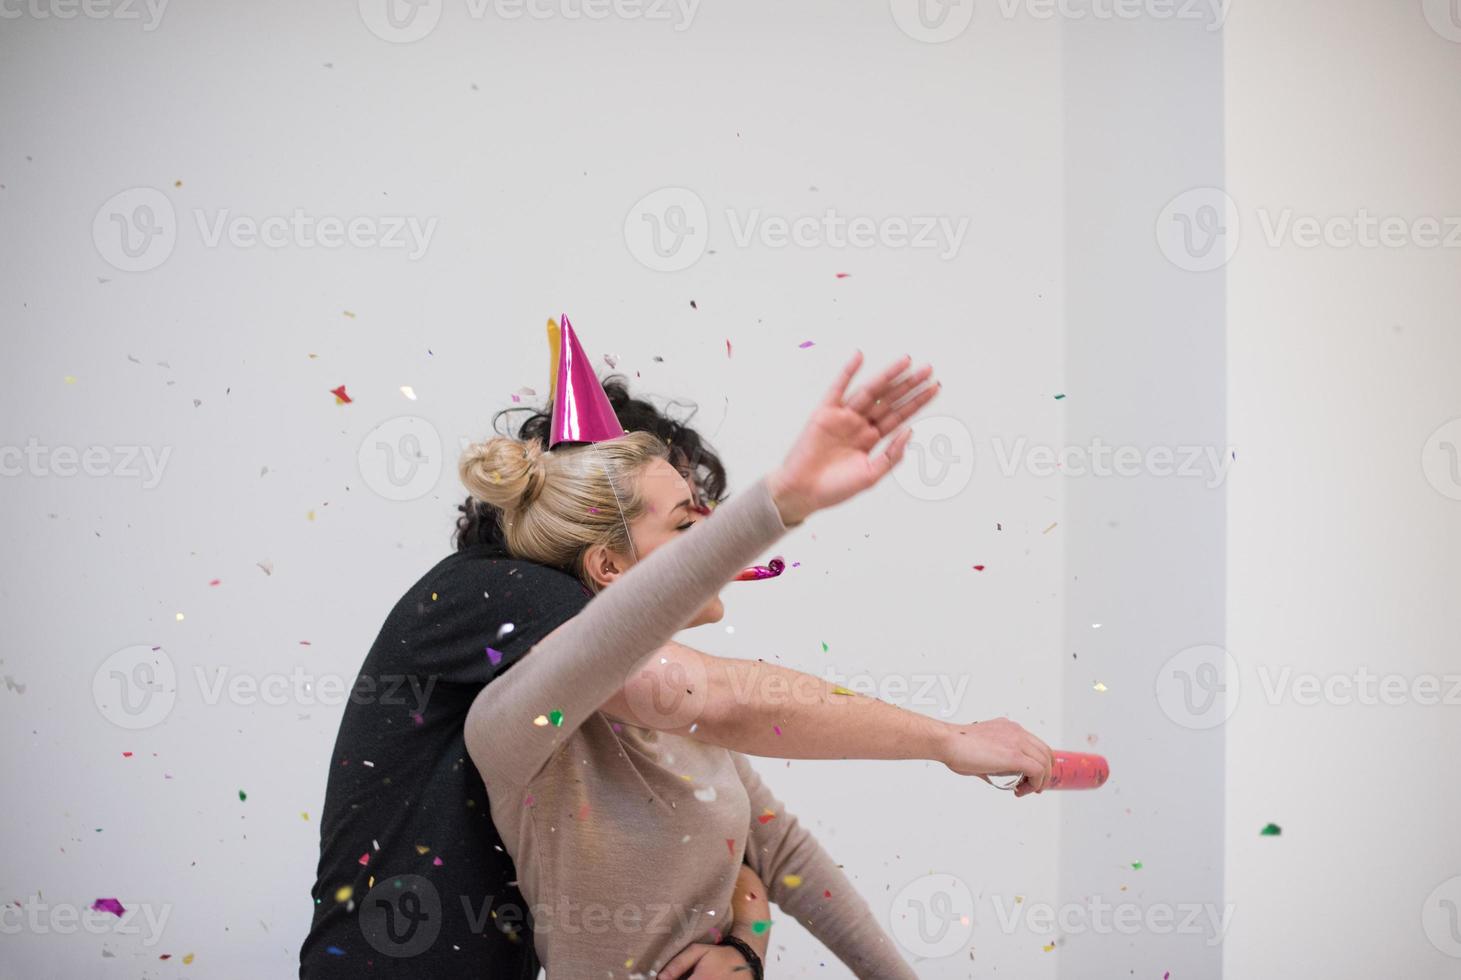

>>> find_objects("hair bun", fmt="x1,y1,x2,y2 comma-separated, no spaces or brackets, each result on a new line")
459,437,549,515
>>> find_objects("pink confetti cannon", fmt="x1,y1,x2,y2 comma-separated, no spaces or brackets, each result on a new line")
734,557,786,582
990,751,1110,791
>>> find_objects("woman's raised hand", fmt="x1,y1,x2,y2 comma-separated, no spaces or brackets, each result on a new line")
767,352,939,526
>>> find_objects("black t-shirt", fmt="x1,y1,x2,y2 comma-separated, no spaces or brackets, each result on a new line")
299,543,591,978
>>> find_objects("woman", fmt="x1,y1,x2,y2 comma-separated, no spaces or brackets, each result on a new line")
460,351,938,977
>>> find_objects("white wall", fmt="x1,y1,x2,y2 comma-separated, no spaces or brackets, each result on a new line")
0,3,1068,977
1224,2,1461,978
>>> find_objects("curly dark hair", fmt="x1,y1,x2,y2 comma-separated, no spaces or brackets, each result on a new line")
454,376,728,551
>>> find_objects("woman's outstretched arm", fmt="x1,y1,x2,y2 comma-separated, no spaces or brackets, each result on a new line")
733,752,920,980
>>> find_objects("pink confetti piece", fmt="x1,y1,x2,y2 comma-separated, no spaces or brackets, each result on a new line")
432,856,443,866
773,725,782,735
358,852,370,865
486,647,503,667
91,898,125,918
798,340,815,349
725,339,733,358
972,565,986,571
835,272,850,278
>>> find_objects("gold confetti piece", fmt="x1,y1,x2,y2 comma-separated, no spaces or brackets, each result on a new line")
831,686,856,696
533,715,550,726
175,612,185,621
782,874,803,888
1042,521,1058,534
1042,943,1056,952
368,876,374,888
342,310,356,319
1093,681,1108,693
1015,895,1024,903
431,592,438,601
64,375,77,384
300,811,309,821
308,353,319,359
334,885,353,903
306,510,316,521
182,952,194,964
624,959,635,968
415,845,430,855
400,386,417,400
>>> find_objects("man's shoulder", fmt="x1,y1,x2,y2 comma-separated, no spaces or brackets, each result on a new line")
425,544,590,598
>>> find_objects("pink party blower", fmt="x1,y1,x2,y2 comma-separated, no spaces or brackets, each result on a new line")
991,751,1110,791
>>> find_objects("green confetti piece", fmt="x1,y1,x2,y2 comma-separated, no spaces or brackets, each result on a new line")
1131,860,1142,870
751,919,772,935
820,641,829,653
238,789,247,802
1260,823,1282,836
1053,393,1066,400
548,710,564,728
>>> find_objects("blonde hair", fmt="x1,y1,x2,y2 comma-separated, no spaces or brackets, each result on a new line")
458,432,669,589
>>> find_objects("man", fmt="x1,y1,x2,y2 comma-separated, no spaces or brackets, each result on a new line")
300,376,1051,978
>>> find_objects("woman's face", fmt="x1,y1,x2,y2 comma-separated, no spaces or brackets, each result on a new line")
586,456,724,627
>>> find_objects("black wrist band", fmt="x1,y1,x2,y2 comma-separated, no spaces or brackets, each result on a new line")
719,934,765,980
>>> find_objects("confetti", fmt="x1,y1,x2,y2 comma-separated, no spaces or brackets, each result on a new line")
496,623,515,640
342,311,356,319
358,852,370,865
773,725,782,736
330,385,352,404
91,898,125,918
1131,860,1143,870
1260,823,1282,836
1042,521,1058,534
400,386,417,400
751,920,771,934
725,339,732,358
548,710,564,727
1053,393,1066,400
326,946,345,956
238,789,247,801
602,353,619,369
433,856,443,866
1092,682,1108,693
835,272,850,279
533,715,550,727
972,564,986,571
726,838,736,856
757,808,776,825
209,578,221,586
486,647,504,667
798,341,815,349
1042,943,1056,952
821,642,829,653
334,885,353,903
183,953,195,964
415,844,430,855
782,874,802,888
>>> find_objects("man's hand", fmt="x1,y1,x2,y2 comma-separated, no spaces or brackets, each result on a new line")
661,863,770,979
940,717,1055,796
659,943,756,979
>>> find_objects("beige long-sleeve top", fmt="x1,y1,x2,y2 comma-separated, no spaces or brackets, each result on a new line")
464,478,916,978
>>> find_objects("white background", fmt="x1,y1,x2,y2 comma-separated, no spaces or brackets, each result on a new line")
1,1,1457,979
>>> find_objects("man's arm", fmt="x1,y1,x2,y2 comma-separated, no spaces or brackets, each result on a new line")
603,640,1054,790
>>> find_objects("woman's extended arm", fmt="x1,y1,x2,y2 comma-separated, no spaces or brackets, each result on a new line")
733,752,919,980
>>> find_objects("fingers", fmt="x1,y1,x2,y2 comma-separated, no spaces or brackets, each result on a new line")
875,380,941,436
868,427,914,481
846,354,913,415
868,364,933,423
660,945,709,980
821,351,865,407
